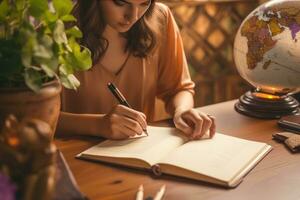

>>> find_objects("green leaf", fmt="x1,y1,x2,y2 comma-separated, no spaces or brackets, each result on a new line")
33,43,52,59
21,36,34,67
59,66,80,90
0,0,9,21
61,14,76,22
28,0,48,18
28,65,42,71
24,68,43,92
66,37,92,71
37,37,59,77
16,0,26,11
74,47,92,70
53,20,67,44
41,63,56,78
66,26,82,38
53,0,73,17
61,74,80,90
44,11,58,23
59,56,74,74
41,34,53,48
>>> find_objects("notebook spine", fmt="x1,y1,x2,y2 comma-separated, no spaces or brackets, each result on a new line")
151,164,162,176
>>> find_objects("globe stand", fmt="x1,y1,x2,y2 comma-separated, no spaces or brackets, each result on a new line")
235,91,300,119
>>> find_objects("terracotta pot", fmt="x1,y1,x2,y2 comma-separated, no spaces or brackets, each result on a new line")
0,80,62,138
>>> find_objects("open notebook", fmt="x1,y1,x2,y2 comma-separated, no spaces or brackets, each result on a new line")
77,126,272,188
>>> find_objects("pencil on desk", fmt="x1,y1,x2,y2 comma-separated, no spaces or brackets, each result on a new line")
136,184,144,200
153,185,166,200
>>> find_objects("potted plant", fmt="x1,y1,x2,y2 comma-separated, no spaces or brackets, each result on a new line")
0,0,92,137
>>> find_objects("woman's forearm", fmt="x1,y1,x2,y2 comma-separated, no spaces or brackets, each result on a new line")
166,90,194,116
56,111,107,137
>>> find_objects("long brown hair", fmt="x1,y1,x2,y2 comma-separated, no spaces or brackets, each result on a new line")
72,0,157,64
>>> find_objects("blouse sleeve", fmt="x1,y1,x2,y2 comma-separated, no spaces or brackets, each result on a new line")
156,4,195,105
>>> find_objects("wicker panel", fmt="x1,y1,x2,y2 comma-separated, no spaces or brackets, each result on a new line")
160,0,261,107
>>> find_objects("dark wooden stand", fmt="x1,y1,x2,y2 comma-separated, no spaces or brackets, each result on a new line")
235,91,300,119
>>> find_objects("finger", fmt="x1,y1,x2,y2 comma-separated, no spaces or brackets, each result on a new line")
139,111,147,121
129,111,147,131
187,110,204,140
138,111,147,129
194,114,212,140
174,115,193,136
109,112,139,137
109,124,130,140
208,115,216,138
122,126,138,137
210,125,216,138
116,105,147,131
180,112,203,140
123,117,144,136
117,117,141,138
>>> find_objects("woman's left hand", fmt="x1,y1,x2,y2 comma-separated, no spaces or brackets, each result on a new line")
173,109,216,140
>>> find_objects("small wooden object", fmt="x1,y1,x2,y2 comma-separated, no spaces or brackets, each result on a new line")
0,115,56,200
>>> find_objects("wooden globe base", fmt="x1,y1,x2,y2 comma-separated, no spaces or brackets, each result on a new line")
235,91,300,119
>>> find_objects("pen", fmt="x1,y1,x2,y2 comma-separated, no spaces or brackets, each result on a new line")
153,185,166,200
107,82,131,108
107,82,148,135
135,184,144,200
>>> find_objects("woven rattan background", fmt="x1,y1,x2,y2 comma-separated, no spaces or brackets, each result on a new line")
160,0,262,107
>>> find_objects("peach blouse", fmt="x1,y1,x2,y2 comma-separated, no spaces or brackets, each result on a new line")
61,3,195,122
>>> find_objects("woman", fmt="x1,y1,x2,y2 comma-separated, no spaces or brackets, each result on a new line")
58,0,216,140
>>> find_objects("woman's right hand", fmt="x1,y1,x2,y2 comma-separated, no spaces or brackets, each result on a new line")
101,105,147,140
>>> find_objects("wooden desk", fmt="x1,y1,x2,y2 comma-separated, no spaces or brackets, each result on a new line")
55,100,300,200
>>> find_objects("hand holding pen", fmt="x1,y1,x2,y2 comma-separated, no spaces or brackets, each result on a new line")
106,82,148,139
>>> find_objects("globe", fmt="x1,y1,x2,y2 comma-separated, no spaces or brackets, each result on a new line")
234,0,300,95
233,0,300,118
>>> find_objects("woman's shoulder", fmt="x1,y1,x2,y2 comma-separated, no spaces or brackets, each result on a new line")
153,2,172,20
154,2,170,12
146,3,176,56
148,2,173,34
